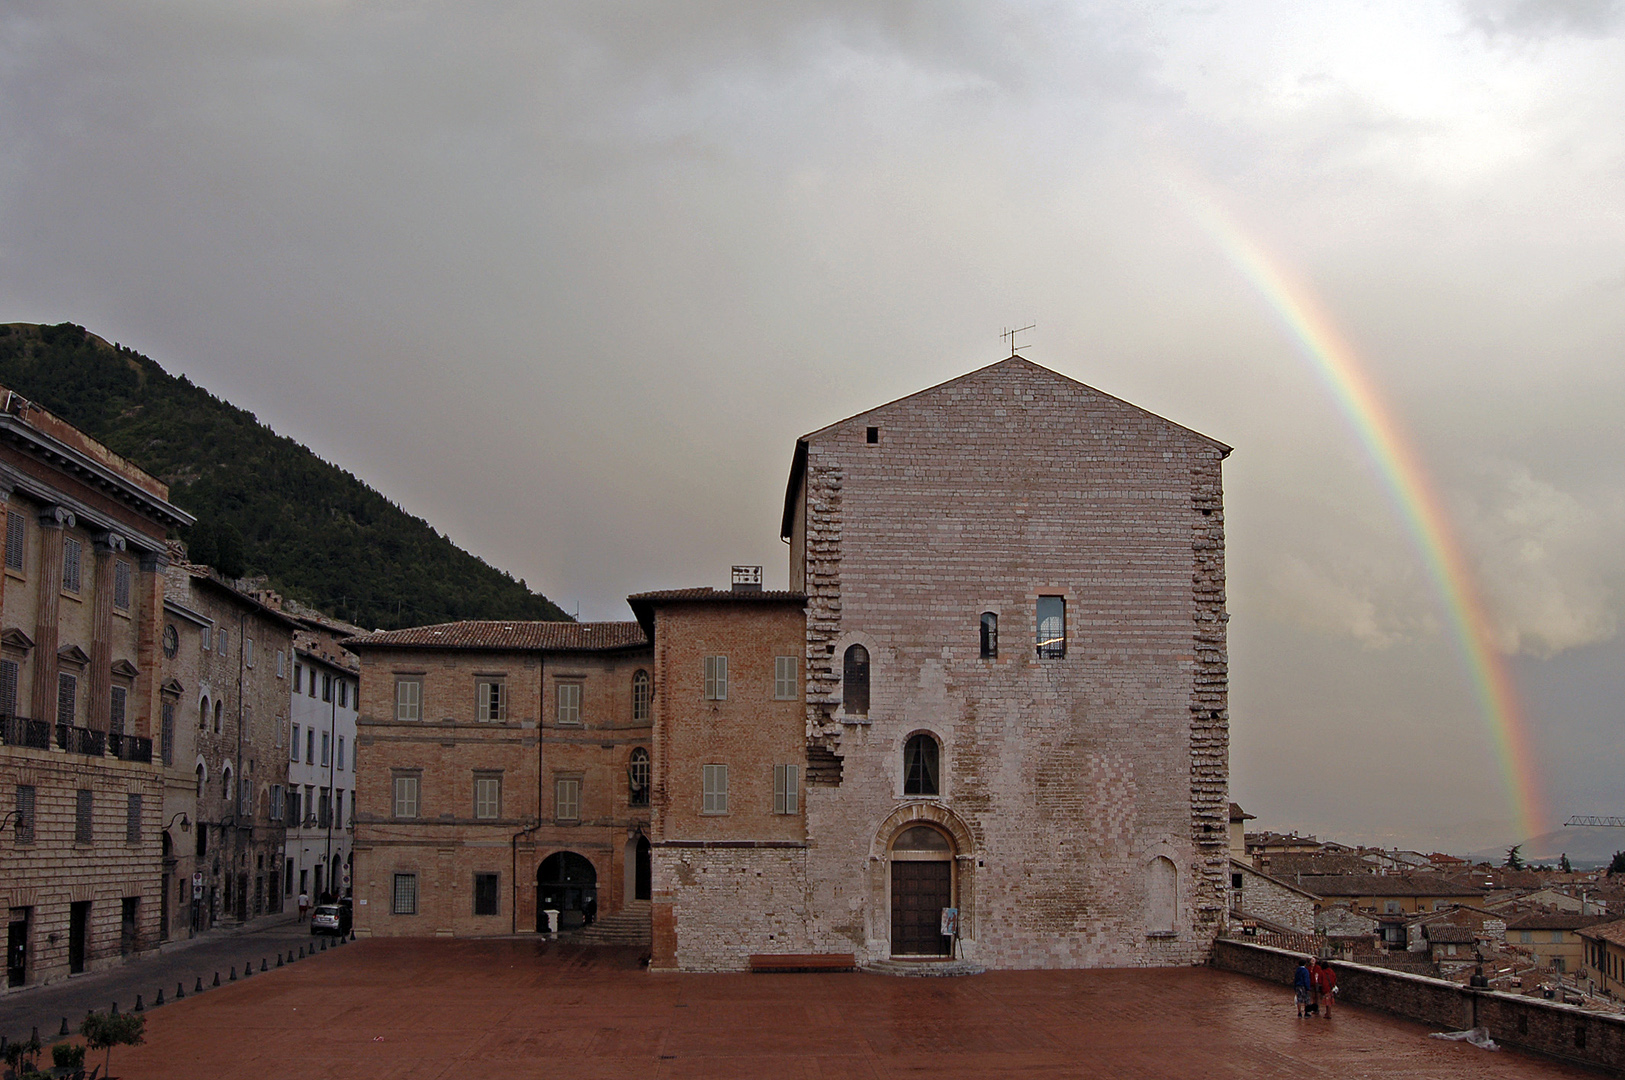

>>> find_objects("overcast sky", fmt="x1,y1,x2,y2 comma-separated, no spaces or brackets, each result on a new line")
3,1,1622,853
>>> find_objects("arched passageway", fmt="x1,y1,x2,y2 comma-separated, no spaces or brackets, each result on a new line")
537,852,597,931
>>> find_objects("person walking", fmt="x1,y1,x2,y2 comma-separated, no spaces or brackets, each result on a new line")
1293,958,1313,1018
298,890,310,922
1315,960,1338,1018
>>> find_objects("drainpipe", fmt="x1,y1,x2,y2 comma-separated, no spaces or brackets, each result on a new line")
325,664,337,893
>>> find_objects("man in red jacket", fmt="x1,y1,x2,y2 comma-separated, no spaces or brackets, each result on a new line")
1315,961,1338,1017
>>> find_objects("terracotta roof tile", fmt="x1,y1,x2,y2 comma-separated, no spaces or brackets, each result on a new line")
345,621,647,652
1294,874,1487,898
1504,912,1609,931
1576,919,1625,946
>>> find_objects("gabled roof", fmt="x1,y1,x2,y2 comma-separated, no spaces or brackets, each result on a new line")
346,621,647,653
1423,924,1478,944
1577,920,1625,947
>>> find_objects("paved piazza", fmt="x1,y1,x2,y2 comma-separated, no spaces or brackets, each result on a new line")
101,941,1593,1079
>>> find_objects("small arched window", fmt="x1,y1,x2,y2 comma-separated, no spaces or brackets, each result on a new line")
196,763,205,798
903,733,939,796
213,700,223,733
979,612,998,659
221,764,233,799
632,670,651,723
628,747,650,807
199,695,210,731
1147,856,1177,934
842,645,870,716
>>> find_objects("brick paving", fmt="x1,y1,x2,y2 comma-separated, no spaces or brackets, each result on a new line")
81,940,1596,1079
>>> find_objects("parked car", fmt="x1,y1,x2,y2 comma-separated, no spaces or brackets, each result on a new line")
311,902,351,936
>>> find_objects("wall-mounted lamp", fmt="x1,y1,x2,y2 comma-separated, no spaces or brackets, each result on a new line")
166,813,192,834
0,809,24,833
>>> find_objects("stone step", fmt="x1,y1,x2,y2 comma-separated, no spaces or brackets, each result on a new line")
863,958,985,977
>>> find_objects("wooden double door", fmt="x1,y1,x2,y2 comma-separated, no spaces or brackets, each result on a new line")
890,860,951,956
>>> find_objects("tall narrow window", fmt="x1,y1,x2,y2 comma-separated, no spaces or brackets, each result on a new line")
556,683,582,725
62,537,82,593
75,788,94,844
126,793,143,845
213,700,222,733
980,612,998,658
4,511,24,571
476,680,506,722
0,657,18,715
15,784,36,843
628,747,650,807
109,685,127,734
774,764,799,814
395,679,421,721
160,700,175,765
201,626,211,652
217,629,228,657
392,774,421,819
337,736,345,771
276,650,286,678
321,731,330,767
631,670,651,722
903,733,940,796
702,764,729,814
774,656,798,700
474,774,501,819
392,873,418,915
703,656,728,701
321,672,332,702
338,680,348,708
113,560,132,611
290,724,301,761
294,663,302,690
57,672,77,726
842,645,869,715
245,637,254,668
1036,596,1066,659
555,777,580,822
306,728,315,764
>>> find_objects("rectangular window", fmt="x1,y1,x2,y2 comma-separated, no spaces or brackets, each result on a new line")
4,511,24,571
339,680,349,708
980,612,998,658
161,700,175,765
16,785,35,844
201,626,211,652
703,656,728,701
245,637,254,667
294,663,302,690
322,673,332,702
392,873,418,915
1553,931,1565,944
306,728,315,764
555,683,581,726
270,784,284,821
0,657,18,715
62,537,81,593
1036,595,1066,659
57,672,77,725
473,873,500,916
554,777,580,822
774,656,798,700
75,788,93,844
395,679,422,721
239,775,250,816
276,650,286,678
318,788,331,829
337,736,346,771
125,793,142,844
321,731,330,767
286,788,301,827
109,685,127,735
1521,930,1534,943
476,680,506,722
217,629,228,657
702,764,729,814
290,724,301,761
774,764,799,814
308,669,316,697
335,789,344,827
113,559,132,611
475,775,501,820
393,775,421,819
304,785,314,823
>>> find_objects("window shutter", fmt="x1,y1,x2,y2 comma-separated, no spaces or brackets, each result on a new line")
161,700,175,765
4,511,23,570
75,788,93,844
0,658,18,716
57,673,77,726
113,559,132,610
109,685,127,735
126,793,142,844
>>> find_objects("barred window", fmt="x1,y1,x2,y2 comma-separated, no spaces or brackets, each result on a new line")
555,777,580,822
702,764,728,815
161,700,175,765
632,670,651,722
4,511,24,571
15,785,35,844
57,672,77,725
703,656,728,701
474,775,501,819
126,793,142,844
476,680,506,722
113,559,132,610
392,873,418,915
556,683,581,726
0,658,18,716
774,764,799,815
109,685,127,735
75,788,93,844
62,537,82,593
395,679,421,721
393,775,420,819
774,656,798,700
628,747,650,808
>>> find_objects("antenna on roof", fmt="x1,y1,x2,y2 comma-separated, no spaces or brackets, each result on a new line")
1001,323,1036,358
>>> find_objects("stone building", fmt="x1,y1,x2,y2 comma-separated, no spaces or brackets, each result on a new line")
285,623,359,908
347,622,652,937
156,590,212,942
161,565,297,929
0,388,192,989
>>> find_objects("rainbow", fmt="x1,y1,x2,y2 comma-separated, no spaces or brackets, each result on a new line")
1174,184,1546,843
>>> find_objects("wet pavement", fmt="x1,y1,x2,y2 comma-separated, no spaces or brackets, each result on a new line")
0,913,345,1047
36,938,1602,1079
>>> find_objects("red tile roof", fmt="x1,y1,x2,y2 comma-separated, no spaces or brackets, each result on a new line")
345,621,647,652
1294,874,1487,898
1505,912,1609,931
1576,920,1625,946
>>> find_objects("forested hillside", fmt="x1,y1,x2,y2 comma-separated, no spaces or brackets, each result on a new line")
0,322,569,629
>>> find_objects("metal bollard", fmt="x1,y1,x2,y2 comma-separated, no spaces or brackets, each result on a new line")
59,1017,69,1036
197,976,206,992
110,1003,118,1015
261,958,268,972
178,981,186,999
155,989,164,1006
134,995,144,1012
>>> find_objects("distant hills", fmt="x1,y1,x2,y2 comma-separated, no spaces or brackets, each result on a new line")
1468,827,1625,871
0,322,569,629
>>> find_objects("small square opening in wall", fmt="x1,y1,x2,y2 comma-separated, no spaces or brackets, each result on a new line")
866,426,879,444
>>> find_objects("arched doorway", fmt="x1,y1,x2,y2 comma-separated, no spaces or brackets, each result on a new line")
537,852,597,932
890,824,953,957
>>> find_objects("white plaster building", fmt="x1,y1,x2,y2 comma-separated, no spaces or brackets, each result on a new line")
285,628,358,906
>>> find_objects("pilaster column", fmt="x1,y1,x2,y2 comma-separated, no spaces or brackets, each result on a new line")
136,549,168,739
88,532,124,733
29,506,72,724
0,483,13,631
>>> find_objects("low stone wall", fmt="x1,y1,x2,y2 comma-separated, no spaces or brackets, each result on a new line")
1213,938,1625,1075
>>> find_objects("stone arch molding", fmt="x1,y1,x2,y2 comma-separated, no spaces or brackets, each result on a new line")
869,801,975,861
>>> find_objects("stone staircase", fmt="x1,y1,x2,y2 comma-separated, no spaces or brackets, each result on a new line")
863,957,985,977
562,901,651,946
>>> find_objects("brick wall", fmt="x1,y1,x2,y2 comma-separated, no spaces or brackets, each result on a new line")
1232,861,1316,934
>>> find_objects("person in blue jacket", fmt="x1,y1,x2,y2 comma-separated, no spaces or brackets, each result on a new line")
1293,958,1313,1017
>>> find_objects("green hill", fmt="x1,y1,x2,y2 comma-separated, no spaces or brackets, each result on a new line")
0,322,569,629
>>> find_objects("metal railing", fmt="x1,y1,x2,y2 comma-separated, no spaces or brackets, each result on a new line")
0,714,52,750
56,722,107,756
108,732,154,763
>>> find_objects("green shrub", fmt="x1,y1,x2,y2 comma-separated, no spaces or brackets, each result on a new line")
52,1041,87,1068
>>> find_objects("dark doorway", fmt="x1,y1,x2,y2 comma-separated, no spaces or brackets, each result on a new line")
68,901,90,974
160,873,171,943
890,861,951,956
537,852,597,932
236,873,248,922
634,836,651,902
119,897,139,956
6,909,27,987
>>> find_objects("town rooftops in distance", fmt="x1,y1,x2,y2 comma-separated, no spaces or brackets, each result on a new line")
344,620,647,653
1294,874,1489,898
